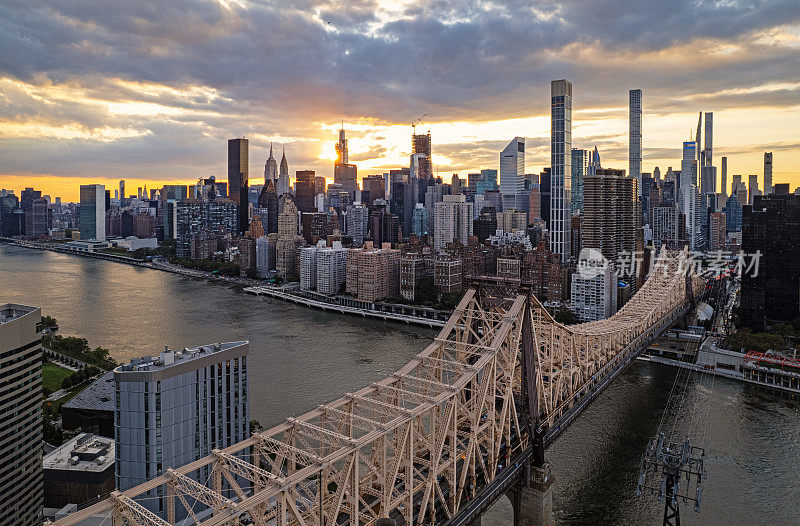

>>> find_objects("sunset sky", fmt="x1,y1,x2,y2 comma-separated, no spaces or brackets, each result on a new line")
2,0,800,202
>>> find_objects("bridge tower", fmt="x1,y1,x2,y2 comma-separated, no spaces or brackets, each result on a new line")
507,290,555,526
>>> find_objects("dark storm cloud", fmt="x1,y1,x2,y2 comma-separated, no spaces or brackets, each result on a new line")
1,0,799,181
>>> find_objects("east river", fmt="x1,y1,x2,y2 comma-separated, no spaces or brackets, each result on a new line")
2,243,798,525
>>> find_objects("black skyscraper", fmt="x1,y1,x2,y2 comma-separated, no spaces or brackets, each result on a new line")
257,180,279,234
294,170,316,213
228,138,249,233
741,194,800,330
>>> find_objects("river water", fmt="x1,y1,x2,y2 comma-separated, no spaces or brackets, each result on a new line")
2,244,798,525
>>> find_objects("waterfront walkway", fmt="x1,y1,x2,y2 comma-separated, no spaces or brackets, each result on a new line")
244,285,447,328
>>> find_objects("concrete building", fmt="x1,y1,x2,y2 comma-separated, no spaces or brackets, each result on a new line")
79,184,106,240
571,264,618,322
629,89,642,197
300,243,320,290
651,206,678,249
500,137,525,211
175,198,237,259
709,212,727,251
43,433,115,509
703,112,713,167
114,342,249,517
346,203,369,246
434,194,473,252
764,152,773,195
550,80,573,261
748,174,759,204
400,252,432,301
316,241,347,295
720,156,728,198
496,209,527,234
346,243,400,302
571,148,588,214
256,235,273,277
582,169,639,277
434,256,463,293
0,304,43,526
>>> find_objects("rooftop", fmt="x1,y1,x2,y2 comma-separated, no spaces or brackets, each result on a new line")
116,341,247,373
0,303,37,325
63,370,115,412
43,433,115,472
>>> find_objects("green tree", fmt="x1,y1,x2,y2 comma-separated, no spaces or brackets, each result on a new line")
551,306,580,325
415,277,437,306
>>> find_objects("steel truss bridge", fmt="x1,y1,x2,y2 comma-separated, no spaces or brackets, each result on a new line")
50,248,705,526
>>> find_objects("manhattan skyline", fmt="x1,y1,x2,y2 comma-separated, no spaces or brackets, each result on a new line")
2,0,800,200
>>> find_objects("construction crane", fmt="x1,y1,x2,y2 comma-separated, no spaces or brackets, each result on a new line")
411,113,427,134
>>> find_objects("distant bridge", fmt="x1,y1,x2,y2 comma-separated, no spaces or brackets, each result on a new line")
49,248,705,526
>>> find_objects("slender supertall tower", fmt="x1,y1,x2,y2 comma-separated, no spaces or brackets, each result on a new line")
264,143,278,185
704,112,713,167
720,156,728,198
550,79,572,262
119,180,125,201
629,89,642,197
696,112,703,170
764,152,773,195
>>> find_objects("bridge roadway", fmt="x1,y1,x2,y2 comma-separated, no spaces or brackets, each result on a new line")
48,248,704,526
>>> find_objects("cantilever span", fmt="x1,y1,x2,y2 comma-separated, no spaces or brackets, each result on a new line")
49,248,703,526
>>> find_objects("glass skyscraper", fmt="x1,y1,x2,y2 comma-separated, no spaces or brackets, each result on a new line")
550,79,572,262
629,89,642,197
79,184,106,240
500,137,525,212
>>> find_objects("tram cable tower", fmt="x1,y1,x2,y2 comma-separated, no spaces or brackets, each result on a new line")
636,432,707,525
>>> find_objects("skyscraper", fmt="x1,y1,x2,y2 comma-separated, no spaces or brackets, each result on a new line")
732,174,742,195
583,169,639,279
629,89,642,197
720,156,728,198
434,194,473,252
264,143,278,185
411,131,432,180
0,304,43,526
703,112,713,167
681,141,697,189
571,148,588,213
550,79,573,262
119,180,125,201
500,137,525,211
748,174,759,204
294,170,316,213
741,194,800,330
278,148,290,196
79,184,106,240
228,137,249,233
764,152,773,195
257,180,279,234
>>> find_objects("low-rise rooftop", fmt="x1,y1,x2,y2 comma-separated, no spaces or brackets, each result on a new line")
43,433,115,473
0,303,37,324
63,370,115,412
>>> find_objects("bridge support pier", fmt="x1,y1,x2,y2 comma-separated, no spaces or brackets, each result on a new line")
508,463,554,526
